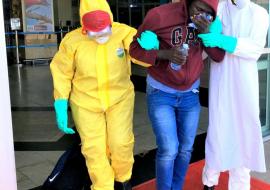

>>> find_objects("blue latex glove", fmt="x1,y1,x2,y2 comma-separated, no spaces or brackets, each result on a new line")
137,30,159,50
54,99,75,134
209,16,222,34
198,33,237,53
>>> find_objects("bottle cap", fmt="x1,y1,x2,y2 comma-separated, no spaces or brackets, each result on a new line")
182,43,189,49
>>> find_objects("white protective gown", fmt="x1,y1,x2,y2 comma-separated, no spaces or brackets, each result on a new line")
206,0,269,172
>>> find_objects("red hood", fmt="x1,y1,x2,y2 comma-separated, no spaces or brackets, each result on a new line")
198,0,218,17
186,0,218,18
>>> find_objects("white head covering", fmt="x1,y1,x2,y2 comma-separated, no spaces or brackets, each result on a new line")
228,0,250,10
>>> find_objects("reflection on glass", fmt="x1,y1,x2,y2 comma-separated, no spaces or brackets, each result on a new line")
259,69,267,126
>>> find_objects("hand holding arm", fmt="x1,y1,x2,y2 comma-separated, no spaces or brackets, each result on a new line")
137,30,159,50
198,33,237,53
198,16,237,53
137,30,187,65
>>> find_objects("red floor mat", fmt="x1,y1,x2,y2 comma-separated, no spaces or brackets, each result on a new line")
133,160,270,190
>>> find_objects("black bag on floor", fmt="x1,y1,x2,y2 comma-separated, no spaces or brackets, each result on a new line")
42,143,91,190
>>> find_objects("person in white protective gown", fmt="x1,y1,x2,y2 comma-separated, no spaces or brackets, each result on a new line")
197,0,269,189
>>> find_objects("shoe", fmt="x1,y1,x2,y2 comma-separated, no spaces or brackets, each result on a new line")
204,185,215,190
114,180,132,190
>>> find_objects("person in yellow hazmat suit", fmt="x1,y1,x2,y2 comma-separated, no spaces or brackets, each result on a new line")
50,0,137,189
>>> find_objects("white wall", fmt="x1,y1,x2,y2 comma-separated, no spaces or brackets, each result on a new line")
0,0,17,189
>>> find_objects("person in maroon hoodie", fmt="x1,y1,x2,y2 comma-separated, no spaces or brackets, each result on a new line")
129,0,225,190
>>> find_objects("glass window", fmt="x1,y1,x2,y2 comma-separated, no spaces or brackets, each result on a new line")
254,0,270,136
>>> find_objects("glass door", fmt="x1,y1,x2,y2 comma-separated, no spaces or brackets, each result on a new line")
255,0,270,137
258,50,270,137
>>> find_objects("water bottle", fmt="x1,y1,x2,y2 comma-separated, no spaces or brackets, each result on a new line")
170,43,189,71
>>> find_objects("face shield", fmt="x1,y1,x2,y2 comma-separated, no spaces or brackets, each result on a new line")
87,26,112,44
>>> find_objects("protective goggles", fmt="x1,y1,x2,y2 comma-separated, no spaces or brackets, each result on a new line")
87,26,112,39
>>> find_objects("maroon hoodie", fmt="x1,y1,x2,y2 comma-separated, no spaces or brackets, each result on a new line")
129,0,225,90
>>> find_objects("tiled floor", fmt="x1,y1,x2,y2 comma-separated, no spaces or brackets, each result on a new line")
8,64,270,190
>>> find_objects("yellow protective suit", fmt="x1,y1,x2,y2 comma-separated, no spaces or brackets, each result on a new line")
50,0,137,189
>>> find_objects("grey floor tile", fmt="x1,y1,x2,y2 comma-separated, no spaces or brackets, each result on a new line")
18,161,55,187
133,112,151,128
196,128,206,135
134,92,148,114
12,111,73,142
36,151,64,164
16,171,28,183
17,178,36,190
9,65,54,107
134,123,152,137
251,140,270,183
134,133,156,155
15,152,49,169
15,151,64,190
15,151,64,169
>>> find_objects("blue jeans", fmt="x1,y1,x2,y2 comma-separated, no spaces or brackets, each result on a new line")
146,85,201,190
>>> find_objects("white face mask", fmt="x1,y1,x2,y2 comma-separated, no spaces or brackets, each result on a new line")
95,36,110,44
